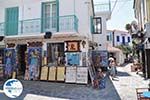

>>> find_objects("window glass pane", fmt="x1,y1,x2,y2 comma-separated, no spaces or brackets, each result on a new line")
128,37,130,42
93,17,102,34
117,36,120,42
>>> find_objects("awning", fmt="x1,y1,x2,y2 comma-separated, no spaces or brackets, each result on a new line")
107,45,122,53
4,32,87,44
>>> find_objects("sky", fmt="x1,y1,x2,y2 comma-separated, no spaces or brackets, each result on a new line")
94,0,136,31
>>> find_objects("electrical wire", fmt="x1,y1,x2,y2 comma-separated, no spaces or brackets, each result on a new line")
111,0,118,15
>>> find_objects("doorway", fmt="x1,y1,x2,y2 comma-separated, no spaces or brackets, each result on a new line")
47,43,65,66
17,44,27,78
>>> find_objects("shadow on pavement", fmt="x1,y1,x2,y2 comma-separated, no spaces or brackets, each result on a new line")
117,71,131,77
0,77,121,100
119,63,130,67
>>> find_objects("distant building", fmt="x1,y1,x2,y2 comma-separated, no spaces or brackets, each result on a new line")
106,30,132,65
107,30,132,47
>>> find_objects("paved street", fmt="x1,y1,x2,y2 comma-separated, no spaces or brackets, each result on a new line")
0,77,120,100
111,63,149,100
0,63,149,100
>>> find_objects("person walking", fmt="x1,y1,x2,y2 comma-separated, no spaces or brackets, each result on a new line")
109,59,117,80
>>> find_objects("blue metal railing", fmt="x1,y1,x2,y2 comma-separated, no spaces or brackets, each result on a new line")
0,15,78,36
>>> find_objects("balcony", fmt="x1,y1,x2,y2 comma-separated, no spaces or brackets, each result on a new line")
94,1,111,20
0,15,78,36
94,3,111,13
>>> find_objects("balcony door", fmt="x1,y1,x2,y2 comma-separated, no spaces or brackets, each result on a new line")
42,2,57,32
5,7,19,36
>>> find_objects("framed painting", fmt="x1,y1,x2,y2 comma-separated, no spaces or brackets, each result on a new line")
66,41,80,52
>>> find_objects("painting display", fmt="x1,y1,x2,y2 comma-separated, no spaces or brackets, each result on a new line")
66,41,80,52
48,67,56,81
4,48,16,77
92,50,108,68
26,47,42,80
40,66,48,80
65,67,77,83
76,67,88,84
66,53,80,66
56,67,65,81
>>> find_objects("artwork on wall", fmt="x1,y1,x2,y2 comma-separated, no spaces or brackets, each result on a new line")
92,50,108,68
26,47,42,80
66,53,80,66
66,41,80,52
4,48,16,77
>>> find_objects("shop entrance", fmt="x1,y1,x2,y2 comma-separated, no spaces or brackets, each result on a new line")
17,44,27,79
47,43,65,66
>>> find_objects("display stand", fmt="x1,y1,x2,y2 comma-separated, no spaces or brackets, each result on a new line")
76,67,88,84
56,67,65,81
48,67,56,81
65,67,77,83
40,66,48,80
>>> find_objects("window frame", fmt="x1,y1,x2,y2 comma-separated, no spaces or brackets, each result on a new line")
93,17,102,34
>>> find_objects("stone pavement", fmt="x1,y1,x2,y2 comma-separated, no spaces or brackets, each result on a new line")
0,63,149,100
111,63,150,100
0,76,121,100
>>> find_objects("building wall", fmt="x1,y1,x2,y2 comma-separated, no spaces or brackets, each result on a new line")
92,16,107,50
0,0,93,39
107,30,132,47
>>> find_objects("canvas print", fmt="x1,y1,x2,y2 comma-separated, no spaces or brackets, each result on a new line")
4,48,16,77
92,51,108,67
27,47,42,80
66,53,80,66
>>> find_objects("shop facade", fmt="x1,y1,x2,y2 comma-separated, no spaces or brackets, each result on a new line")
3,33,90,84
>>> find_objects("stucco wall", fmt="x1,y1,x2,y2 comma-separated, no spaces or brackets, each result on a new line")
0,0,93,39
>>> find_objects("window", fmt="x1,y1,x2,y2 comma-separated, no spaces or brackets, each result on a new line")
122,36,125,45
116,36,120,42
42,2,57,32
107,35,110,41
128,37,130,42
93,17,102,34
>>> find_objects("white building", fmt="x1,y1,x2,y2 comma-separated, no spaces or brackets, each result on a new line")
0,0,111,82
92,0,111,50
107,30,132,47
106,30,132,65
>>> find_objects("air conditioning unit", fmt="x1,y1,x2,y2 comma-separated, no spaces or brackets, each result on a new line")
145,22,150,37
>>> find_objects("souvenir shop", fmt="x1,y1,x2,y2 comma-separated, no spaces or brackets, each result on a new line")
3,34,90,84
